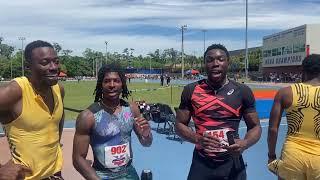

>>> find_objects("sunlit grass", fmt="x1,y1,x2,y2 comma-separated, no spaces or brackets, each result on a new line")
62,81,184,120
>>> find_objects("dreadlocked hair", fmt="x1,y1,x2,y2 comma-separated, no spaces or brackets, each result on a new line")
93,64,130,102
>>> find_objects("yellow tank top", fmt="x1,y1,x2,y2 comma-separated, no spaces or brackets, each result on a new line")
285,83,320,155
3,77,63,180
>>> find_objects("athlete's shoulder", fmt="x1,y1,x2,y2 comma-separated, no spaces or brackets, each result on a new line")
229,80,252,92
120,99,130,107
277,85,292,97
87,102,101,114
12,76,28,84
184,79,206,89
0,79,23,110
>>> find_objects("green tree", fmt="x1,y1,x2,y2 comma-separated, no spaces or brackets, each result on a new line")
52,42,62,55
248,49,262,71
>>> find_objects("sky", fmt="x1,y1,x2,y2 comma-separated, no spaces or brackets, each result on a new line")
1,0,320,56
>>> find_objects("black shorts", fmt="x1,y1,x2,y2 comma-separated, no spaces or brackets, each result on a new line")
41,171,64,180
187,151,246,180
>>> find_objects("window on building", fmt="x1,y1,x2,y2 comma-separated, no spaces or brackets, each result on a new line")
283,46,292,55
293,43,305,53
277,47,282,56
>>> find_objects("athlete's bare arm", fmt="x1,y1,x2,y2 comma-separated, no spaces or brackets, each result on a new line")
0,160,32,180
175,109,197,143
58,83,65,142
72,110,99,180
268,86,292,162
0,81,22,124
131,102,152,147
233,111,261,151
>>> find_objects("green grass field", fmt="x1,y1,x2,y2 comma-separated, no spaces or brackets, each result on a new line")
62,81,184,120
0,80,183,120
1,80,280,120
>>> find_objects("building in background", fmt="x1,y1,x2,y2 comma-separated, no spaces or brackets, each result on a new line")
228,47,262,80
229,47,261,57
262,24,320,77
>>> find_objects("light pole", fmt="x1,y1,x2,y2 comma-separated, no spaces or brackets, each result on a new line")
181,25,187,79
129,48,134,68
18,37,26,76
95,53,99,79
10,56,13,79
202,30,206,55
202,29,207,73
92,58,95,77
245,0,249,80
149,58,151,74
105,41,108,64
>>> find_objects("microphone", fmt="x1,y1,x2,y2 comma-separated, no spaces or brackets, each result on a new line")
227,131,241,171
141,169,152,180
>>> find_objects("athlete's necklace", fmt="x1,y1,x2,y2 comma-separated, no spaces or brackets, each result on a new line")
206,77,229,93
100,101,120,112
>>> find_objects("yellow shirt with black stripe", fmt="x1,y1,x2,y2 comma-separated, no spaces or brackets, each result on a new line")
3,77,63,180
285,83,320,155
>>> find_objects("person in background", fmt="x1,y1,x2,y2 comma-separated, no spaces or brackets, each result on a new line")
160,74,164,86
166,75,171,86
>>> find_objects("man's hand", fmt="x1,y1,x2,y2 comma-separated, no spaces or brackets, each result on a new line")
134,117,151,138
268,158,276,164
267,153,277,164
0,160,32,180
198,134,224,153
224,139,248,156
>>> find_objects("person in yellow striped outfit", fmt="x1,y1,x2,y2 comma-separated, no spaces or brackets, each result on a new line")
268,54,320,180
0,40,64,180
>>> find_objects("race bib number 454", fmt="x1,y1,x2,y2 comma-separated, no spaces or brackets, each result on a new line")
105,142,131,168
203,128,232,152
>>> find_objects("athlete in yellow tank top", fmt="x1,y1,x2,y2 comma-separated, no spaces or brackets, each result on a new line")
268,54,320,180
0,40,64,180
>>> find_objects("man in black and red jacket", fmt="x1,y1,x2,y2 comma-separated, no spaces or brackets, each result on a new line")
175,44,262,180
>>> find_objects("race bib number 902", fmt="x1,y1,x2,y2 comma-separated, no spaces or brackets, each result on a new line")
105,142,131,168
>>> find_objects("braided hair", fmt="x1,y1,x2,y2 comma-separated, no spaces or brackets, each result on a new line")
93,64,130,102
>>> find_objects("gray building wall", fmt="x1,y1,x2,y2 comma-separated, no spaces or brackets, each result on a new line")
307,24,320,55
262,24,320,76
262,25,306,68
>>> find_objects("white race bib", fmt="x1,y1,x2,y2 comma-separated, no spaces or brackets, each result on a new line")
104,142,131,168
203,128,232,152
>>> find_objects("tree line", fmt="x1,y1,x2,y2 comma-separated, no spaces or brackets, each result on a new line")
0,37,261,79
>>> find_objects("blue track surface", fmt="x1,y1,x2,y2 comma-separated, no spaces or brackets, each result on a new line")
0,95,287,180
60,102,287,180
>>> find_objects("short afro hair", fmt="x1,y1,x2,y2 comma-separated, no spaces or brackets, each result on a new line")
302,54,320,76
204,44,230,61
24,40,53,63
